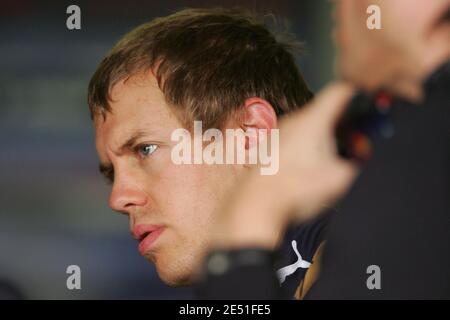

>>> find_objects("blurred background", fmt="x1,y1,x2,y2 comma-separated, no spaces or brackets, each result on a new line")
0,0,335,299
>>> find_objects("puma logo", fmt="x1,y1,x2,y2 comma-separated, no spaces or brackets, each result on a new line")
277,240,311,284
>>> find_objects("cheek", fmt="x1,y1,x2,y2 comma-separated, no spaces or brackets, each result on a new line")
165,164,238,239
153,164,239,282
335,3,357,56
159,164,221,226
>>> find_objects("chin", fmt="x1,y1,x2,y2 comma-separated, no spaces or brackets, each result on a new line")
340,61,368,89
339,57,356,81
152,255,198,287
156,267,195,287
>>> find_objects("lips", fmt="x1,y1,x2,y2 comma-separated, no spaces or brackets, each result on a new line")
132,224,165,255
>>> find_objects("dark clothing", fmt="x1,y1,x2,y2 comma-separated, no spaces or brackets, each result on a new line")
195,214,328,299
274,214,329,298
307,60,450,299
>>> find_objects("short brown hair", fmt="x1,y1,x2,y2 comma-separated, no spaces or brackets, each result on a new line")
88,7,313,129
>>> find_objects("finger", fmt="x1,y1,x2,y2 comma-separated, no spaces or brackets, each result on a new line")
309,82,356,128
329,159,360,198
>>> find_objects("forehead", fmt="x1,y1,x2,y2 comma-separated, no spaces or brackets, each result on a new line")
94,72,181,150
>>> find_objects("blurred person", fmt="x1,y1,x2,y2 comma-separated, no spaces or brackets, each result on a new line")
199,0,450,299
88,7,326,298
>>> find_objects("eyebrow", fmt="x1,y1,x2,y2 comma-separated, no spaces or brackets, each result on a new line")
119,130,148,153
97,130,152,182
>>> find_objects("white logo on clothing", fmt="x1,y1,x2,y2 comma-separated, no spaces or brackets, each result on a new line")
276,240,311,284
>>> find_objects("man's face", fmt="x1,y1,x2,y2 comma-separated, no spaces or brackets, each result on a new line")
334,0,447,90
94,72,242,286
334,0,391,89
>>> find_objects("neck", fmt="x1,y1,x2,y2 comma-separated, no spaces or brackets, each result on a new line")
387,24,450,103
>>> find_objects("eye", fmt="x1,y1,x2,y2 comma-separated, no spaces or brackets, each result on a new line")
136,144,158,158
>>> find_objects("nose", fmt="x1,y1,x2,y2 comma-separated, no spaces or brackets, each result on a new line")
108,169,148,215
